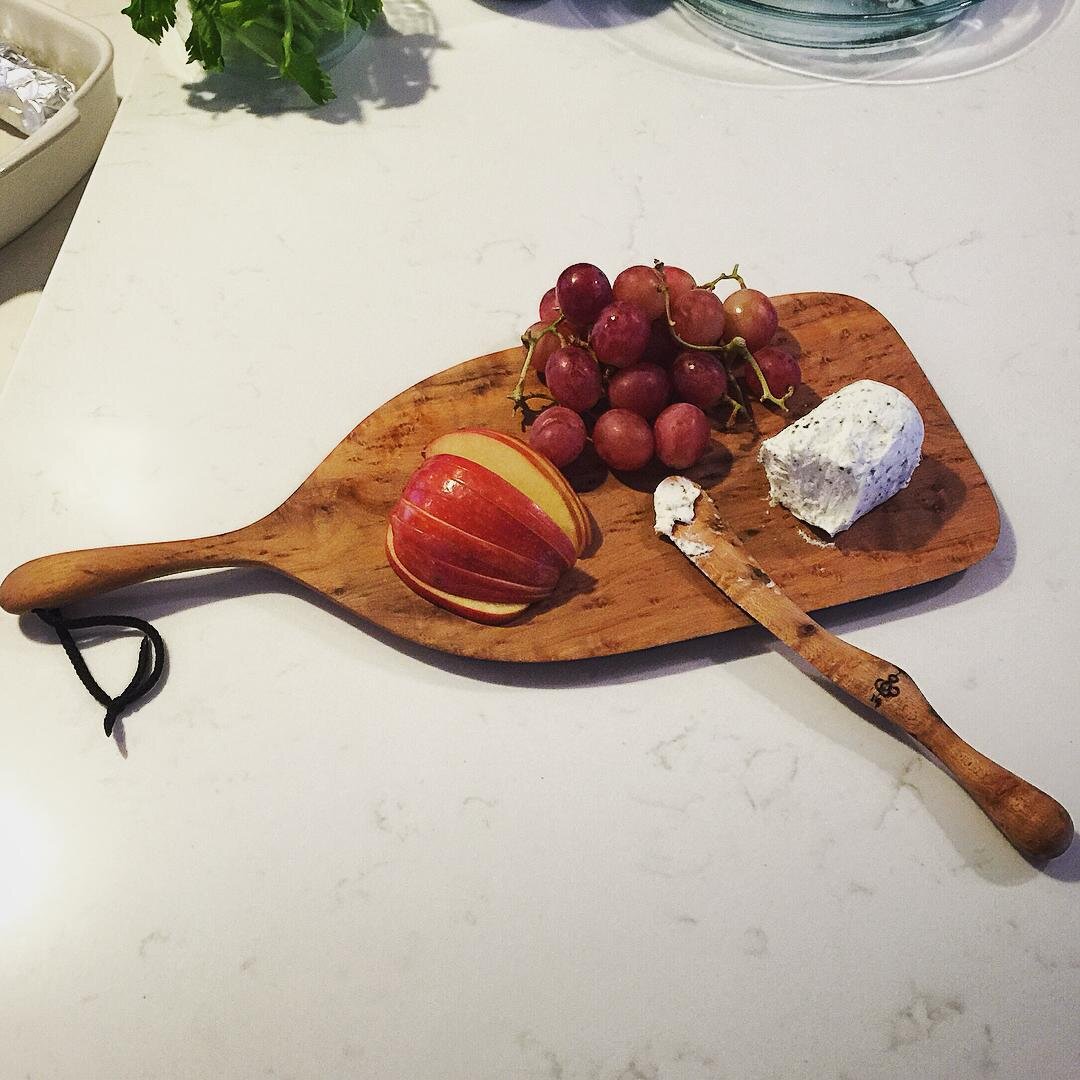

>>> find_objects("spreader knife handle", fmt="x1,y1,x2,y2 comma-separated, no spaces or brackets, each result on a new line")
676,488,1073,862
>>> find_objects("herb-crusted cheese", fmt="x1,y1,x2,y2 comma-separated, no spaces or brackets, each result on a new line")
758,380,924,536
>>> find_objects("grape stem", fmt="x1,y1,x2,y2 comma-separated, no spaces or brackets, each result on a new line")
655,263,747,358
728,337,794,412
509,321,560,416
699,263,747,291
652,262,776,424
656,271,720,356
722,357,755,428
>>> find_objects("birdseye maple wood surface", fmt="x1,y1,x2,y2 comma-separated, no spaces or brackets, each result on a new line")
0,292,1000,660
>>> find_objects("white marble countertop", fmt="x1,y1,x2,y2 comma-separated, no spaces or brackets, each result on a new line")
2,2,1079,1078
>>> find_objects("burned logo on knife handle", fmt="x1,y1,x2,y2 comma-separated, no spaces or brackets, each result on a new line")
870,672,901,708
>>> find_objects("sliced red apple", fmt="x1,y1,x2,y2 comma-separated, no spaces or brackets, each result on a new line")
388,517,553,603
388,432,591,625
389,505,560,595
400,455,576,571
423,428,591,556
386,527,530,625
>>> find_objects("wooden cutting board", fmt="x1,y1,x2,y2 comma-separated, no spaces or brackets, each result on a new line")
0,293,999,660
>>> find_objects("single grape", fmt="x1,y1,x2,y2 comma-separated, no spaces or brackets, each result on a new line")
529,406,587,468
747,346,801,400
671,350,728,410
612,265,667,321
538,288,586,338
544,345,604,412
654,403,710,469
722,289,778,351
608,363,671,420
555,263,613,328
670,288,726,346
589,300,651,368
523,322,566,376
593,409,655,472
640,317,679,367
662,265,696,304
539,288,560,324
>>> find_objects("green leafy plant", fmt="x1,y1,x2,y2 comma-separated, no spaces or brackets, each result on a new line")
122,0,382,103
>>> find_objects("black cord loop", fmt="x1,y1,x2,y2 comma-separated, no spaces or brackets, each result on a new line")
33,608,166,736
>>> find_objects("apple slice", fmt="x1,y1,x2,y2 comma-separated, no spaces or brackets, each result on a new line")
400,456,576,571
391,501,562,588
423,428,591,556
386,527,530,625
388,519,553,603
389,507,559,601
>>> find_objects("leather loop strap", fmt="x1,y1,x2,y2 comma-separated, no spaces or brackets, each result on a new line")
34,608,166,736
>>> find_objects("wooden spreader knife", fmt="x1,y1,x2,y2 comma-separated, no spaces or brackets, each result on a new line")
654,477,1073,862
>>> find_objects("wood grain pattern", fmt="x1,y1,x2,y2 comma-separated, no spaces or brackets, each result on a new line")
672,486,1072,862
0,293,1001,661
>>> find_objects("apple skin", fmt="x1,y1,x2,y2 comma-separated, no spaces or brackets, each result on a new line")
388,517,552,603
422,428,591,556
386,449,583,624
389,502,560,598
400,455,576,570
386,528,530,625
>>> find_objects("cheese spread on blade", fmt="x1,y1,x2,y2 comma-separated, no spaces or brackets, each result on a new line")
654,476,712,558
758,380,924,536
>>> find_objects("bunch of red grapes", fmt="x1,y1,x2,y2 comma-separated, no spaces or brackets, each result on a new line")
516,261,801,474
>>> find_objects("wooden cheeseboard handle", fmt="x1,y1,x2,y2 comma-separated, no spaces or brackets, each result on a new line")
673,485,1074,863
0,527,270,615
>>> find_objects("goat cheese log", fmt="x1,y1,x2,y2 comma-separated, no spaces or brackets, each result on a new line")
758,380,924,536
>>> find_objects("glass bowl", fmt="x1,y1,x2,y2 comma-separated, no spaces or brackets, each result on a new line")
676,0,984,48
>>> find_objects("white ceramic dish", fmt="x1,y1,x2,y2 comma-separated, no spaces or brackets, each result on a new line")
0,0,117,248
